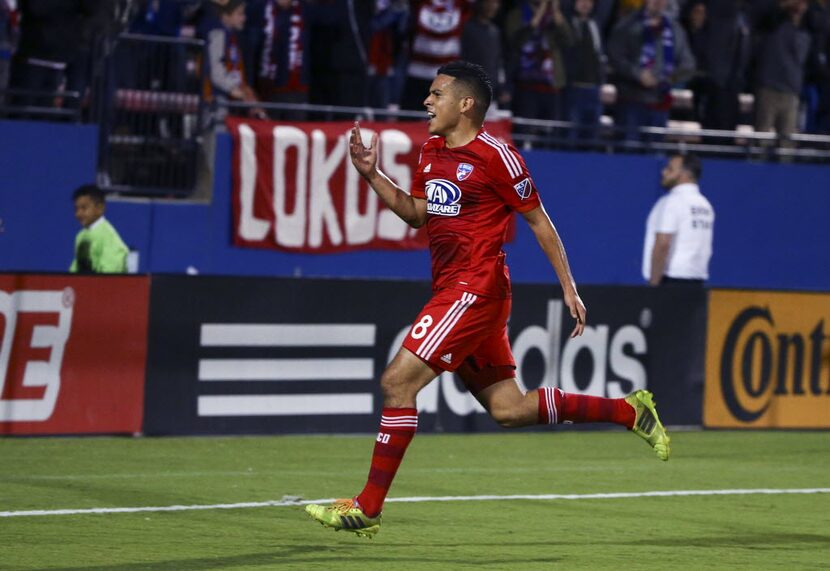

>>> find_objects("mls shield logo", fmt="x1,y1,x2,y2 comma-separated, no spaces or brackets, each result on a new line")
514,178,532,199
456,163,474,181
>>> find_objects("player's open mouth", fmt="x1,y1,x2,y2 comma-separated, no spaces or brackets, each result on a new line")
427,112,435,121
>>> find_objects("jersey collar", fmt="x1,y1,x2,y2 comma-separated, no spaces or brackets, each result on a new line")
669,183,699,195
88,216,106,230
440,127,488,151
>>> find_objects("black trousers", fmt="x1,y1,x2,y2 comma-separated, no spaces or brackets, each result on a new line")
661,276,705,286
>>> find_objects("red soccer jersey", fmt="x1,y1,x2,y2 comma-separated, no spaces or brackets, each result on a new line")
411,129,541,298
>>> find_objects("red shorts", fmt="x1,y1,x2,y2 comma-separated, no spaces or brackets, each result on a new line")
401,288,516,394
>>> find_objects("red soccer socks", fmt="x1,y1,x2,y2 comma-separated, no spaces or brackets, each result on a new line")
355,407,418,518
537,387,635,429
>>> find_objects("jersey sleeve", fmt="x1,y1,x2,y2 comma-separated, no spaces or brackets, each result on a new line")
655,195,683,234
410,141,432,200
94,224,129,273
485,142,541,213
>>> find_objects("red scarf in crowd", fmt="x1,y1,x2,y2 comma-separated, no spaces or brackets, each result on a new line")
259,0,306,93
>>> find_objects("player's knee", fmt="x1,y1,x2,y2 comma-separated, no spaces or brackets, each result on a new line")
490,406,524,429
380,371,413,405
379,373,398,400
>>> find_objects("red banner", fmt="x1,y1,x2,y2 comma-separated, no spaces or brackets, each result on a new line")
227,118,513,253
0,275,149,435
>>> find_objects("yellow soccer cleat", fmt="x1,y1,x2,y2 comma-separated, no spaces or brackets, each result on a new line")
625,390,671,461
305,498,381,538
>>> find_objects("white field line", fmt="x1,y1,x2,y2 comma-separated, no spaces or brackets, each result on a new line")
2,488,829,518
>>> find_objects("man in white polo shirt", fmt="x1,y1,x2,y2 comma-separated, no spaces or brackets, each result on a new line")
643,153,714,286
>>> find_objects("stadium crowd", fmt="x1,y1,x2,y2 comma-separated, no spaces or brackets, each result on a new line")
2,0,830,139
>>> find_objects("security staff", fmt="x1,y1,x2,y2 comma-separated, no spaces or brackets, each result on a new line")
642,153,714,286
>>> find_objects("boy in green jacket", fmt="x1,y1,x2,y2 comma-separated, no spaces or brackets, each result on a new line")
70,185,128,273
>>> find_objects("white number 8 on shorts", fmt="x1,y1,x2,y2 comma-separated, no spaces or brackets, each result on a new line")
410,315,433,339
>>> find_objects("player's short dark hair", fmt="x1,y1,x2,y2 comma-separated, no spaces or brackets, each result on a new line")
673,153,702,181
72,184,106,205
436,60,493,124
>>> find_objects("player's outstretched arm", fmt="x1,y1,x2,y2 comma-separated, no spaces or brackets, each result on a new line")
349,121,427,228
522,204,586,337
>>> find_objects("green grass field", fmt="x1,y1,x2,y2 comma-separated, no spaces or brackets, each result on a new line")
1,430,829,570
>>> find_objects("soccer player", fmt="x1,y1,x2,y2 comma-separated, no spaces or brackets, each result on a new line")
306,61,670,538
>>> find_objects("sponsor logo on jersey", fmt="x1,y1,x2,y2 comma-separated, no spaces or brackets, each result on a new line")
514,177,532,199
456,163,473,181
425,179,462,216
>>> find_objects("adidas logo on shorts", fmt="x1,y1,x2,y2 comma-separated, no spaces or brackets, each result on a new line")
440,353,452,364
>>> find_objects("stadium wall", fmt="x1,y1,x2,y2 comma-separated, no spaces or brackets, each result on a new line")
0,274,705,435
2,273,827,436
140,277,706,435
1,121,829,291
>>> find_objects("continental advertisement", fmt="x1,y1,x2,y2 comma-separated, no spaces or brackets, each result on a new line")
705,290,830,428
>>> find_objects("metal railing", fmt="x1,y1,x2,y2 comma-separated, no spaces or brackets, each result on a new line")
508,117,830,163
95,33,205,198
224,99,830,164
0,88,84,121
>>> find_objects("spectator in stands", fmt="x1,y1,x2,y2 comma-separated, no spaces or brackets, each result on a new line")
328,0,373,108
561,0,615,36
366,0,409,111
682,1,708,124
202,0,265,121
799,0,828,133
753,0,812,143
251,0,323,120
506,0,574,123
239,0,265,86
124,0,184,91
642,153,714,286
622,0,682,22
462,0,510,110
700,0,752,131
618,0,649,19
563,0,606,140
0,0,17,106
66,0,108,114
9,0,99,111
607,0,696,141
400,0,473,111
813,3,830,133
290,0,367,109
200,0,265,198
70,184,128,274
131,0,183,37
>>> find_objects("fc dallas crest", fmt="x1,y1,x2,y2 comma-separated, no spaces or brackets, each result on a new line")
456,163,473,181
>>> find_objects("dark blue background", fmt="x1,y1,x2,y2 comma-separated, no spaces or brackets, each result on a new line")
1,120,827,291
